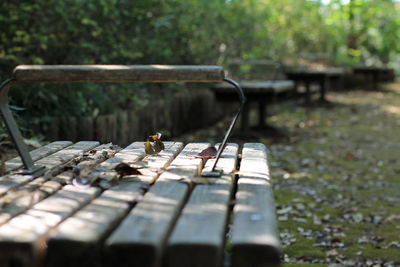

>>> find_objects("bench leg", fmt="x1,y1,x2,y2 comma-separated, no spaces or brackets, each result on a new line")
241,102,250,131
372,72,379,90
305,81,311,105
258,100,267,128
319,78,326,102
0,79,45,175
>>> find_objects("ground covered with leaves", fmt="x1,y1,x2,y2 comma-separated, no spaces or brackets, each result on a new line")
179,81,400,266
266,82,400,267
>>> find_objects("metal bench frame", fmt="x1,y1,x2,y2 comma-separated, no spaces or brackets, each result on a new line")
0,65,245,177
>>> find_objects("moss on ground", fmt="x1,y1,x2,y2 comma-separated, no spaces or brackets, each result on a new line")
268,82,400,265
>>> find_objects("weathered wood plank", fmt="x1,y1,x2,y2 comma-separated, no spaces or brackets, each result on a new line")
165,143,238,267
212,80,294,93
45,142,184,267
104,143,209,267
4,141,73,173
230,143,281,267
0,185,100,267
35,141,100,171
78,141,146,187
13,65,225,83
0,144,121,226
0,141,100,196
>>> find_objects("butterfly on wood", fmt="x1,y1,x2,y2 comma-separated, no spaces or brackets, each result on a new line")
145,132,165,155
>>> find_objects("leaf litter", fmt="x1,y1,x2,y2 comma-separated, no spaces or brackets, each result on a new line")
268,83,400,265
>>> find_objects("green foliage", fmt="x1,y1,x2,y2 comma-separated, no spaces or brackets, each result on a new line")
1,0,400,138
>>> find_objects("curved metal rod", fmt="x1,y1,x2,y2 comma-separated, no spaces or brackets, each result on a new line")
0,79,45,175
208,77,246,174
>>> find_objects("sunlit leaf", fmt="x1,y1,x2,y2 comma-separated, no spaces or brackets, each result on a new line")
196,146,217,159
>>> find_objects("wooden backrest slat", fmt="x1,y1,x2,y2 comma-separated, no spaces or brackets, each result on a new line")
13,65,225,83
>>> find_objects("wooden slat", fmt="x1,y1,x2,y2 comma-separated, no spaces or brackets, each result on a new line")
212,80,294,91
13,65,225,83
44,142,184,267
0,141,100,196
166,143,238,267
0,179,62,226
4,141,73,173
0,185,100,267
0,144,121,226
76,141,146,186
230,143,281,267
34,141,100,171
105,143,209,267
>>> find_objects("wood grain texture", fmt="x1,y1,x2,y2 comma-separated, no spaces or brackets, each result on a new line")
0,141,100,197
0,185,100,267
212,80,294,93
0,144,121,226
13,65,225,83
4,141,73,173
165,143,238,267
45,142,184,267
78,141,146,186
230,143,281,267
104,143,210,267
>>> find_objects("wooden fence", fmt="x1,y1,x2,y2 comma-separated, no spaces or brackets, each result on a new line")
39,88,229,146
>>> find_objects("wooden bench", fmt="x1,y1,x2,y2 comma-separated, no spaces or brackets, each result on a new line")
353,66,395,90
284,67,345,104
212,80,294,131
0,65,281,267
211,60,295,131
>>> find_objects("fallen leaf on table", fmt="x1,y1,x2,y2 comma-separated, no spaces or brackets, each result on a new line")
196,146,217,159
114,162,143,177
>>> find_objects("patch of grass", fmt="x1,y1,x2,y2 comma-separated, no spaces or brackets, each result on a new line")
283,236,326,259
342,244,400,261
270,83,400,264
284,264,325,267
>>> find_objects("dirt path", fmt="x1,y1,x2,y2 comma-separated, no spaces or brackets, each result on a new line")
179,81,400,266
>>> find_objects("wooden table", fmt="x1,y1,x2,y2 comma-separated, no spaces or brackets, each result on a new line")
0,141,281,267
211,80,294,130
352,66,393,90
285,68,345,104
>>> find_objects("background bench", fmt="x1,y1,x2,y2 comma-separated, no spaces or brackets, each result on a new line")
211,60,295,131
284,67,345,104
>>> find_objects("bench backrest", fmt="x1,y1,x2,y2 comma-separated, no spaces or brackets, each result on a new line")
227,59,286,81
12,65,225,83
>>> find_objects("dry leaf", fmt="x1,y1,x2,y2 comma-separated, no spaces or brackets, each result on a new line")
196,146,217,159
114,162,143,177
